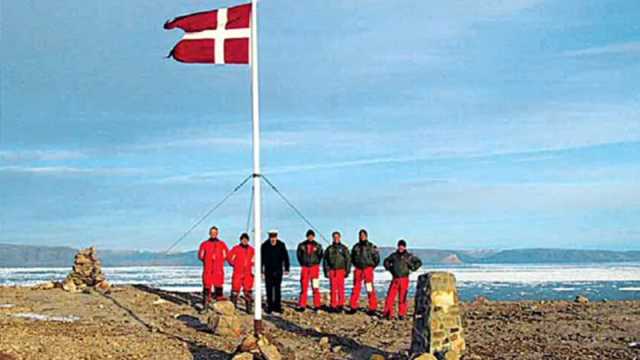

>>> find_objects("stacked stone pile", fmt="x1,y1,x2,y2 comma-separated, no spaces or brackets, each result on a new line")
61,247,110,292
411,272,465,360
207,300,243,337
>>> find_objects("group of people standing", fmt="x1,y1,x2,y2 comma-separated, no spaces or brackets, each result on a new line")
198,226,422,320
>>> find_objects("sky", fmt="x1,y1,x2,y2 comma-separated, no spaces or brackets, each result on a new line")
1,0,639,251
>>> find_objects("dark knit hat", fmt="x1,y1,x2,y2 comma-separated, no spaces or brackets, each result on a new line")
306,229,315,237
397,239,407,247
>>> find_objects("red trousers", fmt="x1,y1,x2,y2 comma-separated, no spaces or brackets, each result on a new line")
383,277,409,317
349,267,378,311
298,265,321,308
231,270,254,296
328,269,346,309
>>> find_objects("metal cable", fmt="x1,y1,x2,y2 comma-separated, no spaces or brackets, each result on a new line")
164,175,252,254
261,175,330,244
245,184,254,234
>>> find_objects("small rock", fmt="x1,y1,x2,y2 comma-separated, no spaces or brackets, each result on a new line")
238,335,259,352
153,298,168,305
629,341,639,349
319,337,330,348
331,345,342,353
471,296,489,306
32,281,56,290
575,295,589,304
212,301,237,316
414,354,437,360
444,350,461,360
62,280,77,292
370,355,385,360
257,336,281,360
96,280,111,292
232,353,254,360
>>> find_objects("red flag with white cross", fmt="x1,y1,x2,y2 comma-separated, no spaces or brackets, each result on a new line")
164,3,251,64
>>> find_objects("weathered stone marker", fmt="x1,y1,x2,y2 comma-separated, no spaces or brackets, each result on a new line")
410,272,465,358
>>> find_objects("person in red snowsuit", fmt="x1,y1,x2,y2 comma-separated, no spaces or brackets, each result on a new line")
322,231,351,313
226,233,255,313
349,229,380,315
296,229,324,311
382,239,422,320
198,226,229,310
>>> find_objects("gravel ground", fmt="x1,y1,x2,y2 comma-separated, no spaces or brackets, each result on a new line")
1,285,639,359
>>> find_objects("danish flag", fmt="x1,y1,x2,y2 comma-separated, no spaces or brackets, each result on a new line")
164,3,251,64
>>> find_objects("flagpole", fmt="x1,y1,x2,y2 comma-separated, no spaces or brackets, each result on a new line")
250,0,263,336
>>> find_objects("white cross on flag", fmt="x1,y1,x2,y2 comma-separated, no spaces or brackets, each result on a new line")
164,3,251,64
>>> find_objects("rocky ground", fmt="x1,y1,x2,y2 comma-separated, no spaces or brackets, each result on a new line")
0,285,639,360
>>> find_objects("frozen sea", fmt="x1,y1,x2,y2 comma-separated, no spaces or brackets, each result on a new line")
2,263,640,301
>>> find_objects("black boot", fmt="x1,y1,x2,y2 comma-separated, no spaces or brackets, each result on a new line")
244,291,253,314
201,288,211,313
230,291,239,308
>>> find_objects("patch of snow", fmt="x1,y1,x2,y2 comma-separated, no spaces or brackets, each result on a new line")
11,312,80,323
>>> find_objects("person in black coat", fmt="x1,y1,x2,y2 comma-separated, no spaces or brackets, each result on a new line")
261,229,290,313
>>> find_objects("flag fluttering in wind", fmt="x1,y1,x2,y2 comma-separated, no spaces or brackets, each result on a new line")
164,3,251,64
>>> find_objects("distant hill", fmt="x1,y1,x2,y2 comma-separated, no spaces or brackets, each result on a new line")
0,244,78,267
1,243,639,267
475,248,640,264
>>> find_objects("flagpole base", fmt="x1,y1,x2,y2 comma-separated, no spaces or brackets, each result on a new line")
254,319,263,337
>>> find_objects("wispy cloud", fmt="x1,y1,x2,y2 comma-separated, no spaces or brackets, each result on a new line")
0,150,86,162
563,41,640,57
0,166,142,176
127,133,297,152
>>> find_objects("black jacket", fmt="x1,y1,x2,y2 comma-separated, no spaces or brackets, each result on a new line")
296,239,323,267
351,240,380,269
323,242,351,277
383,251,422,278
261,239,290,274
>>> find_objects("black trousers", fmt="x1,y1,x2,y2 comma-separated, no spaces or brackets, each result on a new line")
264,271,283,311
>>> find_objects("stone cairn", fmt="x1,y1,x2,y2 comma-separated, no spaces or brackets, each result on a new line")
61,247,110,292
410,272,465,360
207,300,243,337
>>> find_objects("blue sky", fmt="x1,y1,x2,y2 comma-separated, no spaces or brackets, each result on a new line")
1,0,639,251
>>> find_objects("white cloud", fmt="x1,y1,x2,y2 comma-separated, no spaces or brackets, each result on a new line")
563,41,640,57
0,150,86,162
0,166,142,176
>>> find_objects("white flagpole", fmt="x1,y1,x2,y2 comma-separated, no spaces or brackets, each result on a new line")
250,0,263,336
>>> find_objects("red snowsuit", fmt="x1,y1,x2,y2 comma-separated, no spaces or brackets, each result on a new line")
227,244,255,296
349,240,380,311
328,269,346,309
383,277,409,317
296,239,323,309
198,238,228,300
350,267,378,311
323,242,350,310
